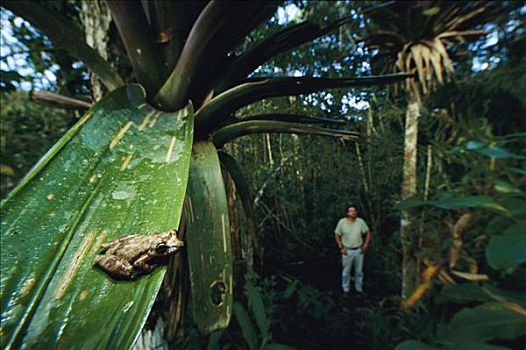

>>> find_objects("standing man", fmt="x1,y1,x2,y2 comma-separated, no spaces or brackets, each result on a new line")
334,204,371,294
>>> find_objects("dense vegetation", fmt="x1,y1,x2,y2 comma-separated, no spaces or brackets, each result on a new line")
1,1,525,349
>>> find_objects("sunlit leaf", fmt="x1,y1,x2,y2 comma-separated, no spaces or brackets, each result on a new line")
464,140,485,150
494,179,523,195
0,85,194,349
423,7,441,16
477,147,523,159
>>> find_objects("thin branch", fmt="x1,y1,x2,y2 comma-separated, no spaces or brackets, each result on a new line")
30,90,92,109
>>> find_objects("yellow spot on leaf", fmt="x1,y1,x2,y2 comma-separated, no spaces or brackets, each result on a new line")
55,229,98,299
88,230,107,257
138,110,156,131
21,277,36,297
120,153,134,171
79,289,88,301
165,136,177,162
110,121,134,149
89,175,97,183
149,115,158,128
221,214,227,253
47,194,55,200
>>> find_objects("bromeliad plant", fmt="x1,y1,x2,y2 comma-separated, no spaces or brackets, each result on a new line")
1,1,410,348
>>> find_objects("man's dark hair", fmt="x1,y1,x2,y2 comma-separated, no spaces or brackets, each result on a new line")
346,204,358,212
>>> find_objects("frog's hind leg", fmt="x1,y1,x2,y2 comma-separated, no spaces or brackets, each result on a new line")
94,255,134,280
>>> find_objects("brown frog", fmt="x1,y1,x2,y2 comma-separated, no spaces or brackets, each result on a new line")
94,230,183,280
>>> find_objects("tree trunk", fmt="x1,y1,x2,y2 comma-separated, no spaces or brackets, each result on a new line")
400,95,420,299
79,0,112,101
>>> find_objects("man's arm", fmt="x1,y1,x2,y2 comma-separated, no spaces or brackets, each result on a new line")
334,234,346,255
361,229,371,254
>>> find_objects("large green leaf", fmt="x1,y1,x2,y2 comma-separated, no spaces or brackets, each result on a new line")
486,234,526,270
441,283,526,307
186,141,233,334
436,302,526,345
0,85,194,349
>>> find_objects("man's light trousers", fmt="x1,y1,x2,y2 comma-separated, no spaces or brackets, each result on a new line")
341,248,364,293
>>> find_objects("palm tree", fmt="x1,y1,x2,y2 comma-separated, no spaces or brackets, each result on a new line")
0,1,411,348
363,0,500,298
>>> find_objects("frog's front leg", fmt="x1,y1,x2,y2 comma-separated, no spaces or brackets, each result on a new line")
133,255,156,274
94,255,134,279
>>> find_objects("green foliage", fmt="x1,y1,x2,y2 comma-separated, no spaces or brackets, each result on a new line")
436,302,526,345
0,91,71,197
396,138,526,349
486,234,526,271
207,281,294,350
1,3,92,94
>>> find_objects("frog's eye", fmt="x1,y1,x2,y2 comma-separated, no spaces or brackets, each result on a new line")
156,243,168,254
